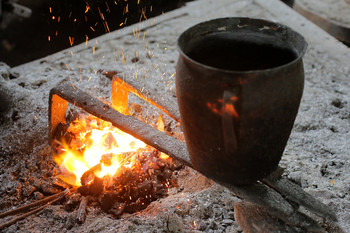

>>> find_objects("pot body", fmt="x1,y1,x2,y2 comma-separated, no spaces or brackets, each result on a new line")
176,17,307,185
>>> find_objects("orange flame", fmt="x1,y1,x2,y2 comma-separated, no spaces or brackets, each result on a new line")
156,115,169,160
54,115,146,186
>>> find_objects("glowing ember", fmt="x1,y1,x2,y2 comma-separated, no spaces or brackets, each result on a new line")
54,114,147,186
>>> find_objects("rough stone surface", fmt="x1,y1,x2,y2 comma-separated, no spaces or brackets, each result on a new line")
295,0,350,27
234,201,305,233
0,0,349,232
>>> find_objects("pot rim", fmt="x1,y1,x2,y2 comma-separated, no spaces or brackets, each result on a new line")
177,17,308,75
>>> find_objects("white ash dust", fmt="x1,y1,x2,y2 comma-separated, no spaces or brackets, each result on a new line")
0,42,242,232
0,0,350,231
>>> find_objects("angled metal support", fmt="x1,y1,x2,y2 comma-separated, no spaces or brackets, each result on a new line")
49,82,337,232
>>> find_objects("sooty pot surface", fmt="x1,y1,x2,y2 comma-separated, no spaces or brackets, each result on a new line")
176,17,307,185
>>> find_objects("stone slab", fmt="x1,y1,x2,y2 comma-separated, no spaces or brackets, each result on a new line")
294,0,350,44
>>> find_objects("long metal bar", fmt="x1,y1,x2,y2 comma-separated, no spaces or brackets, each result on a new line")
48,83,337,228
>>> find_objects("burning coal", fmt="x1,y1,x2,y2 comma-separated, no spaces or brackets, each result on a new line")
51,107,181,217
53,114,147,186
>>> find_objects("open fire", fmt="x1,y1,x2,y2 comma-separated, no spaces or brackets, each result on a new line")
53,114,148,187
48,77,181,219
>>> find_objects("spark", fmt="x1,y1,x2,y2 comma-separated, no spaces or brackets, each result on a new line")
65,64,71,72
98,7,105,21
48,36,51,41
69,36,74,46
52,16,55,20
85,5,90,13
104,21,110,33
71,83,76,90
93,47,96,54
141,8,147,20
167,81,174,87
122,52,126,64
120,22,124,27
49,7,52,13
70,51,74,56
85,35,89,46
90,26,95,32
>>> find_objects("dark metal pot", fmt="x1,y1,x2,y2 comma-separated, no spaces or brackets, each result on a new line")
176,17,307,185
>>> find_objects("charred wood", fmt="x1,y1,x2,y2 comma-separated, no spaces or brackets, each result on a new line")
77,196,89,224
0,189,70,231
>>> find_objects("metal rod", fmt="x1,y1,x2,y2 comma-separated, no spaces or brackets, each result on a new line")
49,83,191,167
48,83,337,225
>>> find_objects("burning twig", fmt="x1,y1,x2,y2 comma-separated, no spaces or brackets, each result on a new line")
77,196,89,224
0,189,70,231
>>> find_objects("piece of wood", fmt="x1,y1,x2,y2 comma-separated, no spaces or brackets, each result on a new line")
77,196,89,224
222,181,294,218
0,189,69,231
0,201,54,231
262,176,337,221
234,201,325,233
0,189,70,219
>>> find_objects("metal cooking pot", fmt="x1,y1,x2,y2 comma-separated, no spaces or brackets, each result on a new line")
176,17,307,185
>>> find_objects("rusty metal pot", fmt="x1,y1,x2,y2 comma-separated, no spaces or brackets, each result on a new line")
176,17,307,185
